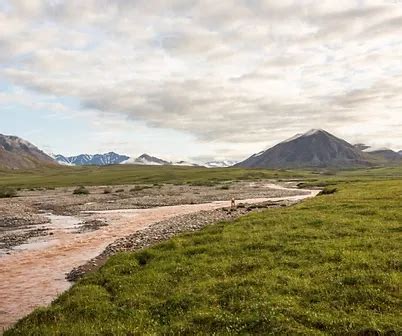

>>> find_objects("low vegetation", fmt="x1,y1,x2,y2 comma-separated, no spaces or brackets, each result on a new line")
130,185,152,192
318,186,337,195
72,186,90,195
0,187,17,198
0,165,312,189
6,178,402,335
1,164,402,190
103,187,112,194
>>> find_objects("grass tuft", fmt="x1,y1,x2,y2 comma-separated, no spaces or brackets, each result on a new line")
73,186,90,195
318,186,338,195
0,187,17,198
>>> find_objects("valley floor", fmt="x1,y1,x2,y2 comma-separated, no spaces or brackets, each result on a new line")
0,180,310,332
3,178,402,335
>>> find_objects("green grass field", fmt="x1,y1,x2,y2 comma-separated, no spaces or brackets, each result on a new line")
0,165,312,188
1,164,402,190
5,168,402,335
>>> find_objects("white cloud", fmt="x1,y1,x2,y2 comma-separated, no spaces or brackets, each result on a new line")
2,0,402,158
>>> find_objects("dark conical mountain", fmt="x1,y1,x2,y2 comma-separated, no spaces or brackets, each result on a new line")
236,129,373,169
0,134,57,169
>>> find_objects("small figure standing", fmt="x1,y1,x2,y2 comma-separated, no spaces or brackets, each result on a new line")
231,197,236,209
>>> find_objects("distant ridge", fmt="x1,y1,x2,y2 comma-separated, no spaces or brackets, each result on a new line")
55,152,232,167
55,152,129,166
0,134,57,169
204,160,238,168
236,129,373,169
121,154,170,165
365,149,402,161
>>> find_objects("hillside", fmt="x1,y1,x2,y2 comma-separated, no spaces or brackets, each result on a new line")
0,134,57,169
237,129,373,169
365,149,402,162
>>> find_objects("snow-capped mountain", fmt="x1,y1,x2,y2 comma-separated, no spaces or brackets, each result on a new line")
172,161,201,167
123,155,201,166
55,152,129,166
204,160,238,168
121,154,170,165
56,152,200,167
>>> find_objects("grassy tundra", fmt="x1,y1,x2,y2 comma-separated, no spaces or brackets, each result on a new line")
1,164,402,189
0,164,311,188
4,165,401,335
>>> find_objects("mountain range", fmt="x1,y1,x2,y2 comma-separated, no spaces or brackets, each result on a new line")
55,152,130,166
55,153,197,166
0,134,57,169
360,147,402,161
54,152,236,168
1,131,401,170
121,154,171,165
236,129,401,169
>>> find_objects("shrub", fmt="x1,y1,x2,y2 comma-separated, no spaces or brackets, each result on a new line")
0,187,17,198
189,181,217,187
130,185,151,192
319,187,337,195
103,188,112,194
73,186,90,195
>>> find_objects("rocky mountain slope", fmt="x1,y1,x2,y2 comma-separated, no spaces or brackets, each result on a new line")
0,134,57,169
236,129,373,169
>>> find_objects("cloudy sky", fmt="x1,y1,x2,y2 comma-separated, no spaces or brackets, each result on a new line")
1,0,402,162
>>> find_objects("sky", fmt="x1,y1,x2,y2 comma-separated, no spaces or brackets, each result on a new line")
1,0,402,163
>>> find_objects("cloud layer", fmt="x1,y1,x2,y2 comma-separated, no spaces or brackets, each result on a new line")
2,0,402,158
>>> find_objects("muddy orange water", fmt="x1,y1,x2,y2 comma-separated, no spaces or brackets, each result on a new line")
0,189,318,332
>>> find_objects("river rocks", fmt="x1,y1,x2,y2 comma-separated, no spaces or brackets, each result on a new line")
0,228,50,250
4,181,306,216
0,210,51,252
75,219,108,233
